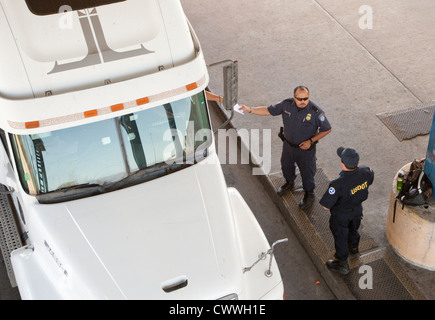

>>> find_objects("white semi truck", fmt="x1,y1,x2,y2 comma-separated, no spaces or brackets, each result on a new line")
0,0,284,299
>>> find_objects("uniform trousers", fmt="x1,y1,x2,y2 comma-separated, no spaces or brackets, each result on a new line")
329,211,362,261
281,142,316,192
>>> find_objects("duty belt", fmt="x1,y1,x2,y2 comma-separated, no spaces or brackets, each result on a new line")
278,127,317,150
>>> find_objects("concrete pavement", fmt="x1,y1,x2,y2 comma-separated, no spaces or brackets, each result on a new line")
181,0,435,299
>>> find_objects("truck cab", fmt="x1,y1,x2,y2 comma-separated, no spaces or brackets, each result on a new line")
0,0,284,299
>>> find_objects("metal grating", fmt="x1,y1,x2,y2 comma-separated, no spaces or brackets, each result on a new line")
376,103,435,141
270,169,378,263
344,258,412,299
269,170,427,300
343,248,426,300
0,186,22,287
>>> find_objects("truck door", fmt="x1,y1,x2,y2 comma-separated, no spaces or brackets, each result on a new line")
0,130,17,193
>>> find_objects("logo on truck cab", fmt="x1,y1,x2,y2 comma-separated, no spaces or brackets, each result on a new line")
50,8,153,74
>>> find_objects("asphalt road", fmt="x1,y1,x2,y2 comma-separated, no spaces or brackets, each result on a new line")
0,253,19,299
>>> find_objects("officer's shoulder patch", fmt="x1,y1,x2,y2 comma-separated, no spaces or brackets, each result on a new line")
328,187,335,195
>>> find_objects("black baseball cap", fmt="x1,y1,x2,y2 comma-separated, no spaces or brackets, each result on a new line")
337,147,359,168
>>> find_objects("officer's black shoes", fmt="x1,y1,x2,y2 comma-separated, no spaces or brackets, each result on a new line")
326,259,350,275
299,191,314,210
349,247,360,259
277,181,294,196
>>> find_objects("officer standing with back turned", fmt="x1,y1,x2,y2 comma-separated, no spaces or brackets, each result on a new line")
319,147,374,275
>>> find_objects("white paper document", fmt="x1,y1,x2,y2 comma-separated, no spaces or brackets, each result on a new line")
233,103,244,114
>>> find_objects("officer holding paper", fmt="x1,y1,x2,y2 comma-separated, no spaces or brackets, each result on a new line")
240,86,331,210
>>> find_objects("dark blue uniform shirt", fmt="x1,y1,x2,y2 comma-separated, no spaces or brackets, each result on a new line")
268,98,331,145
320,166,375,215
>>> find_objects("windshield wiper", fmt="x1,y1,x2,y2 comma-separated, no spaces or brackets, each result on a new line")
56,183,103,192
104,161,192,192
36,161,193,204
164,162,192,174
36,183,105,204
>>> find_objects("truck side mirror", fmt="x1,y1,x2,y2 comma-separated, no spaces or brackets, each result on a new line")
223,60,238,110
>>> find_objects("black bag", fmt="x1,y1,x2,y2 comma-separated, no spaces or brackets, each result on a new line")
397,159,432,207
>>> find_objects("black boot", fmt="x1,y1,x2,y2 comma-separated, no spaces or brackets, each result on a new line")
349,246,360,259
277,181,294,196
299,191,314,210
326,259,350,275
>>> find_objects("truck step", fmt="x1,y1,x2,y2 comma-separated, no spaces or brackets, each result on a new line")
0,185,23,287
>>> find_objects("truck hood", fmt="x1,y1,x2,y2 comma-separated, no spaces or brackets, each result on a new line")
32,163,241,299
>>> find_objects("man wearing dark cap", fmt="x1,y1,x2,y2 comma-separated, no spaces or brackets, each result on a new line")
319,147,374,275
239,86,332,210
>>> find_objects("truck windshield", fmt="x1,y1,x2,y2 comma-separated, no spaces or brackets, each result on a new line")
10,92,211,199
